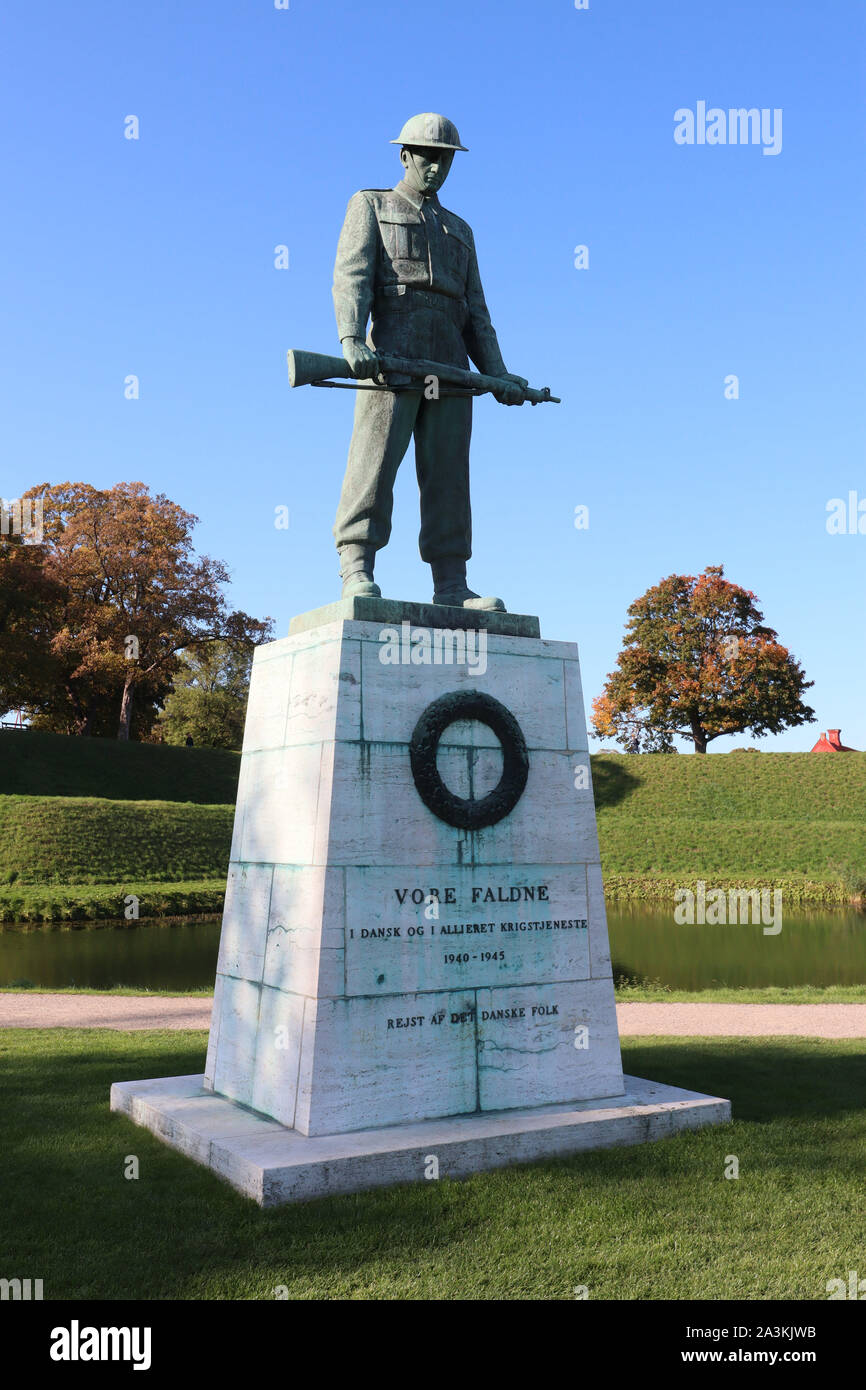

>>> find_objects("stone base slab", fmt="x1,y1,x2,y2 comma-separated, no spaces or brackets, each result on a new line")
111,1073,731,1207
288,597,541,638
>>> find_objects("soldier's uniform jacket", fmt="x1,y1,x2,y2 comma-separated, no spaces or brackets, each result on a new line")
332,177,508,377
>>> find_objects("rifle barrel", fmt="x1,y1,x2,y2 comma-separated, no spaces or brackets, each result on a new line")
287,349,560,404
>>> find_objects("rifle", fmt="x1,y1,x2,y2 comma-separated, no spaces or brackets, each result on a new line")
287,349,561,405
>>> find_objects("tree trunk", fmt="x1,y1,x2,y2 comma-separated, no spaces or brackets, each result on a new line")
67,685,91,736
118,675,134,741
690,719,708,754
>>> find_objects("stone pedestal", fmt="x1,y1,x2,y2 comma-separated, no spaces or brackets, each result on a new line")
112,601,730,1202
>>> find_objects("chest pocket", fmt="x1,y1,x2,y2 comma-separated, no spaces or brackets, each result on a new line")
441,221,471,282
378,210,426,263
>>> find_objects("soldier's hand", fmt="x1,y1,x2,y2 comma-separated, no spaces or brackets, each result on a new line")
342,338,380,381
493,372,528,406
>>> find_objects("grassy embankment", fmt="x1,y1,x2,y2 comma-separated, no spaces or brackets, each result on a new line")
0,732,237,922
2,1028,864,1299
594,751,866,906
1,732,865,921
0,728,240,802
0,795,231,921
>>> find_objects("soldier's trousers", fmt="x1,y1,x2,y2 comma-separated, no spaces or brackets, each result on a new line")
333,307,473,562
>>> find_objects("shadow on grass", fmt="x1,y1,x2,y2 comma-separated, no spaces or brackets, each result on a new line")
2,1030,865,1299
590,756,641,810
622,1038,866,1123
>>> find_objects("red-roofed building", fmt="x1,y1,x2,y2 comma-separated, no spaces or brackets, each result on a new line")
811,728,857,753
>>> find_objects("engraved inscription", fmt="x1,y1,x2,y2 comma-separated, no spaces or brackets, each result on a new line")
343,866,592,998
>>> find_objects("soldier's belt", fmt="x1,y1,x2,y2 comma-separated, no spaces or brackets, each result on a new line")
373,285,468,324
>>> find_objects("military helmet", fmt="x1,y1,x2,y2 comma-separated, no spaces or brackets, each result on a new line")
390,113,468,152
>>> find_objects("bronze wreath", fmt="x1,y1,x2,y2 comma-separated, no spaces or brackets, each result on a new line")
408,690,530,830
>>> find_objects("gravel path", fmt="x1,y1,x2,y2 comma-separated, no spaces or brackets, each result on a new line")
0,994,213,1030
618,1002,866,1039
0,994,865,1037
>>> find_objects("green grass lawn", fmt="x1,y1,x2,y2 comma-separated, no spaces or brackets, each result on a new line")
1,984,865,1003
593,752,866,904
2,1029,863,1300
0,984,216,996
0,797,232,885
3,748,866,919
614,983,866,1004
0,729,240,803
592,749,866,819
0,878,226,924
0,795,231,920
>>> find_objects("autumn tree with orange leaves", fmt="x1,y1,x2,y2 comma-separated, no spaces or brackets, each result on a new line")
591,565,815,754
15,482,272,740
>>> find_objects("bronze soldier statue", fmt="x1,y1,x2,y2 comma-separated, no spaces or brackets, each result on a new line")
331,113,529,612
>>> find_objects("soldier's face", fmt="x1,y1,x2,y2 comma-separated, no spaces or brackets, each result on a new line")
401,146,454,195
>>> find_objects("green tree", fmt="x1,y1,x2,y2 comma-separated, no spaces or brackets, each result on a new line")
591,565,816,754
156,641,253,749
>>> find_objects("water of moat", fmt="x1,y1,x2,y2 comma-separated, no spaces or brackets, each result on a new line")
1,907,864,992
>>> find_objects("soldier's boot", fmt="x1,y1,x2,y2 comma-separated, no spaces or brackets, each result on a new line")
431,557,506,612
339,543,381,599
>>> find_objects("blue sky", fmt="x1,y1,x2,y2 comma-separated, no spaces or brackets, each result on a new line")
3,0,864,750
